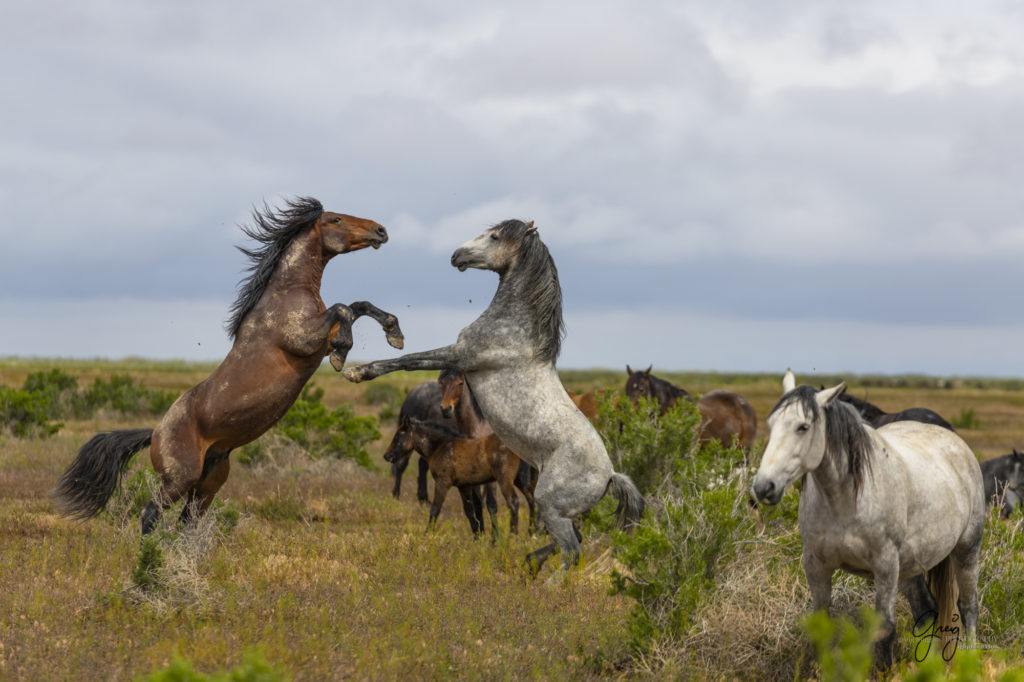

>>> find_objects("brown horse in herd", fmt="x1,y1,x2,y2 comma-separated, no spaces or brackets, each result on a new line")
439,369,538,531
624,365,758,452
54,198,404,535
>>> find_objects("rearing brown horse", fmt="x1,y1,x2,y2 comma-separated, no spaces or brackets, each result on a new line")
54,197,403,535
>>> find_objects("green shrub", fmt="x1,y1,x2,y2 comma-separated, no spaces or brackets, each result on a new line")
77,374,173,416
594,392,702,495
0,386,62,438
274,385,380,468
132,533,165,592
136,648,288,682
600,392,754,654
950,408,980,430
802,607,879,682
362,382,403,422
21,368,78,419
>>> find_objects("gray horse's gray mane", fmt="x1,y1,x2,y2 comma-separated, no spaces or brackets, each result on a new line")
493,219,565,364
226,196,324,339
770,385,874,500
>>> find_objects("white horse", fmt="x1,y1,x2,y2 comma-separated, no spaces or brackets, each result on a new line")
344,219,645,576
752,380,985,666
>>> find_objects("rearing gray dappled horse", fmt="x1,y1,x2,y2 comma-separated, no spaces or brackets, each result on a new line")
344,219,645,577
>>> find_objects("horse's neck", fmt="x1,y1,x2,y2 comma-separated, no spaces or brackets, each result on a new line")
269,229,328,295
652,376,690,402
455,386,490,438
808,427,882,513
488,271,533,322
415,430,448,459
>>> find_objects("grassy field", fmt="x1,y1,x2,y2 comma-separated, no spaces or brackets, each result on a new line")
3,358,1024,679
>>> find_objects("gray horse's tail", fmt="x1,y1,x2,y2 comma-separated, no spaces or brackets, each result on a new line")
53,428,153,519
926,555,960,648
608,472,646,530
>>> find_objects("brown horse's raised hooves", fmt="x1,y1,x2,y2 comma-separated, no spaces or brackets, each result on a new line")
329,351,346,372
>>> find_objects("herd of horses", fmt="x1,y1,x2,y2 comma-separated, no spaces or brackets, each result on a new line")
49,197,1024,667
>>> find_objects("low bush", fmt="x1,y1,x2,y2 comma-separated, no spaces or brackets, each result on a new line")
239,384,380,469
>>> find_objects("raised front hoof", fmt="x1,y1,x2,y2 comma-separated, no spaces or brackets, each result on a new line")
386,330,405,350
342,365,367,383
329,350,346,372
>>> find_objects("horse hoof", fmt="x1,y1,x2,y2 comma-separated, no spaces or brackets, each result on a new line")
386,331,405,350
329,351,345,372
342,366,364,382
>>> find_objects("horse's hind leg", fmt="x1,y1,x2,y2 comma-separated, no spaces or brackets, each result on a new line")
141,424,206,535
178,450,231,526
527,510,582,578
900,575,938,627
953,536,983,639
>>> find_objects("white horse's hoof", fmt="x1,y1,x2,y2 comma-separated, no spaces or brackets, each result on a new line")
329,351,345,372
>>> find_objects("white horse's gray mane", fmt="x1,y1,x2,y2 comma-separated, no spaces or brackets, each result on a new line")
771,385,874,499
494,219,565,363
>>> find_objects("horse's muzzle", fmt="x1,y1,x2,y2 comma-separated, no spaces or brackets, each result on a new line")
451,248,470,271
370,224,388,249
751,477,783,506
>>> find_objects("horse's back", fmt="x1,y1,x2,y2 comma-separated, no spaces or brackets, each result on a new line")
876,421,985,525
696,390,758,450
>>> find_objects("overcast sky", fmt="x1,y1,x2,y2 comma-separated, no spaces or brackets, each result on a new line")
3,1,1024,377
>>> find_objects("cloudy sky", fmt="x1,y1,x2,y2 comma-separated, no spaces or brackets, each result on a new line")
3,1,1024,376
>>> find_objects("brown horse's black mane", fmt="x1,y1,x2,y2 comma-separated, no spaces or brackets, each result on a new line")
771,385,874,500
494,219,565,364
225,196,325,339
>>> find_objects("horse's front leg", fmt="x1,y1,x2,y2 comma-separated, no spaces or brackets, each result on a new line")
803,550,833,616
348,301,404,350
343,344,463,383
872,549,901,669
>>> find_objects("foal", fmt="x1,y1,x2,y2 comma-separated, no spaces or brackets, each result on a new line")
385,418,526,535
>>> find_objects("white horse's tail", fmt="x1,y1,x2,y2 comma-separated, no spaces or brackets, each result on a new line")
927,555,960,649
609,472,646,530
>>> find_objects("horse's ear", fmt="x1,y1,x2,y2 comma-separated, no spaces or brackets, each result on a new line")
816,382,846,408
782,368,796,394
645,365,652,375
626,364,633,374
525,221,537,235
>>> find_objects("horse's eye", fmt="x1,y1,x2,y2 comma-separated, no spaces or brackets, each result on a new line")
332,217,341,223
490,233,499,240
796,424,809,434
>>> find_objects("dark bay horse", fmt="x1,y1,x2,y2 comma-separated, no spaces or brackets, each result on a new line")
439,368,537,531
837,389,954,432
386,379,452,502
624,365,758,452
54,197,403,535
784,369,955,432
981,450,1024,517
345,219,645,578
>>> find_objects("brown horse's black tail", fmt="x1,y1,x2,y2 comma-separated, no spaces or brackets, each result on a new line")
53,428,153,519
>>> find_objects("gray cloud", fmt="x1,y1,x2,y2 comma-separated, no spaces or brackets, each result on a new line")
3,0,1024,375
